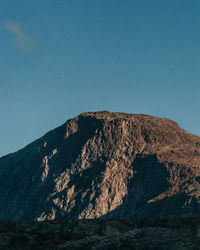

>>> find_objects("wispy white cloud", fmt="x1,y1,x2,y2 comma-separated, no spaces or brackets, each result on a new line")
3,20,35,53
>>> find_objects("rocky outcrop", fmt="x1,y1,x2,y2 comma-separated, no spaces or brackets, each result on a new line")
0,111,200,221
0,215,200,249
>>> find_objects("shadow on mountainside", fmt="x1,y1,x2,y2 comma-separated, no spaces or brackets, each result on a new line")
0,115,106,221
102,154,171,219
31,115,107,220
102,153,200,219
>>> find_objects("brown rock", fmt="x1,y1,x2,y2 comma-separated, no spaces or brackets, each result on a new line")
0,111,200,221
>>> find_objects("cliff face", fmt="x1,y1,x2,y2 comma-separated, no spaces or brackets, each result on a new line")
0,111,200,221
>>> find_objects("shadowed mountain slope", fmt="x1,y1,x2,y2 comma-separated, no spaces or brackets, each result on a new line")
0,111,200,221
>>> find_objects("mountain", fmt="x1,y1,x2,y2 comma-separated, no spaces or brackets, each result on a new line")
0,111,200,221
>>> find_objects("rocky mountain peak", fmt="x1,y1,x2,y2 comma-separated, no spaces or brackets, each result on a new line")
0,111,200,221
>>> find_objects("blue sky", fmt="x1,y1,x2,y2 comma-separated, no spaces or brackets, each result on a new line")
0,0,200,156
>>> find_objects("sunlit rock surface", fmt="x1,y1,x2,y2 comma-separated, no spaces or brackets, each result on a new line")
0,111,200,221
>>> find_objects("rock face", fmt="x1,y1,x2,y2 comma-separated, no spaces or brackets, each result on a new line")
0,111,200,221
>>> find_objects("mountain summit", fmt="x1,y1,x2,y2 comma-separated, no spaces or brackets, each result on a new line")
0,111,200,221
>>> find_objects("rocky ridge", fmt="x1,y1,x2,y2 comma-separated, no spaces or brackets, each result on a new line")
0,111,200,221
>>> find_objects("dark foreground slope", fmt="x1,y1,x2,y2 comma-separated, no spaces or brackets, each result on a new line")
0,111,200,221
0,215,200,249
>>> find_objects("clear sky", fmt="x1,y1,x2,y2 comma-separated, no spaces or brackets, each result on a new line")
0,0,200,157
